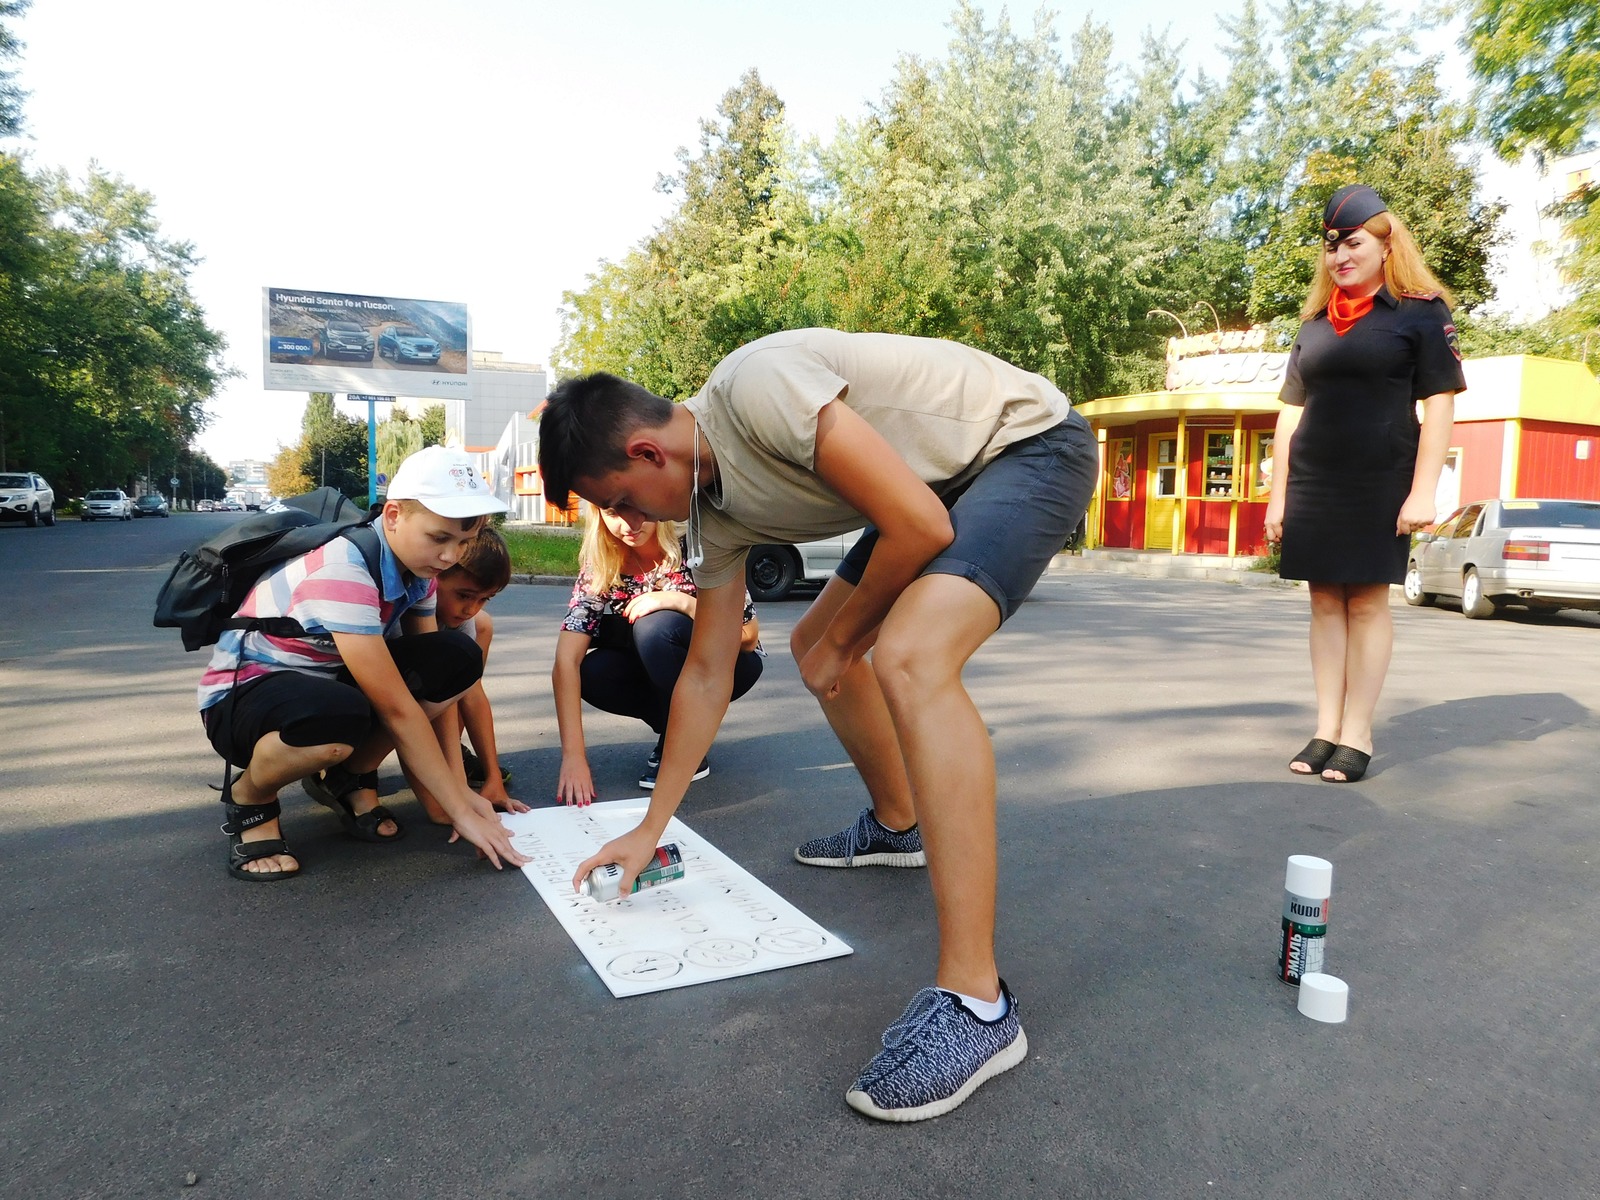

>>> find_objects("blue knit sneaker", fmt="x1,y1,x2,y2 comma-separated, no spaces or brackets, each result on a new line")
794,807,926,868
845,981,1027,1122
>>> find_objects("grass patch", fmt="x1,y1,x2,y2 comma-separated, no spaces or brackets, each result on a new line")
501,525,582,576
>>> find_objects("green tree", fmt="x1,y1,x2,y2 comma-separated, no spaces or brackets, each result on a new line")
265,439,312,500
0,0,27,138
418,403,445,448
300,392,368,500
1463,0,1600,359
555,69,814,395
1462,0,1599,158
375,408,424,487
0,153,51,473
4,165,228,493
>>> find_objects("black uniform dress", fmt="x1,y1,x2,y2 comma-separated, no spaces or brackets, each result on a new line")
1278,287,1466,584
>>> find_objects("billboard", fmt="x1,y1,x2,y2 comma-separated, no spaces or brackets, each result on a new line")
262,287,472,398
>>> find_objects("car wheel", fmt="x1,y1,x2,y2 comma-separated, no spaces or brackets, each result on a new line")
1403,561,1433,606
42,505,55,526
746,544,800,602
25,503,38,527
1461,568,1497,619
82,515,91,522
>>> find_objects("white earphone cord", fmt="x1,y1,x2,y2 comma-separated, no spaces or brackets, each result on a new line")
686,419,705,568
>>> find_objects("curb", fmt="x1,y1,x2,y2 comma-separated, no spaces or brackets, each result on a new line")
1043,552,1305,590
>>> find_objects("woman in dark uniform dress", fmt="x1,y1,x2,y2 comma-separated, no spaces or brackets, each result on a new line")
1264,184,1466,782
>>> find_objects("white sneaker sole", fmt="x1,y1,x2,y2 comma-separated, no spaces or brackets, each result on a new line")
639,764,710,790
845,1027,1029,1122
793,848,928,868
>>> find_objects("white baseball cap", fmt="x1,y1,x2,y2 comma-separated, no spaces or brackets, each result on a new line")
387,445,508,519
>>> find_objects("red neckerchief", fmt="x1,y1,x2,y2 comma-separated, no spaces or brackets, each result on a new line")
1327,287,1375,337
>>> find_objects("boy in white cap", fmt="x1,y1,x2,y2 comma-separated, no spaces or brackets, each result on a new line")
196,445,529,881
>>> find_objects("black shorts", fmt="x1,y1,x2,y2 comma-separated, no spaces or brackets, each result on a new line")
836,412,1098,622
201,629,482,768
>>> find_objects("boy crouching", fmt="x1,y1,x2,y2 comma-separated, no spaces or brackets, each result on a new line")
196,446,529,881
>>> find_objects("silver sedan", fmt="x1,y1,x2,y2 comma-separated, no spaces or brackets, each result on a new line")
1405,498,1600,618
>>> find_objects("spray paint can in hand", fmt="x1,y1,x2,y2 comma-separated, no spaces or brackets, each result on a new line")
580,842,686,903
1279,854,1332,985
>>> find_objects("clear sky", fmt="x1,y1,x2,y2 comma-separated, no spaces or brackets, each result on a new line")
9,0,1503,465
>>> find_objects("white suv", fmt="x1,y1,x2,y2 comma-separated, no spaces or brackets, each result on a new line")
83,488,134,521
0,472,56,526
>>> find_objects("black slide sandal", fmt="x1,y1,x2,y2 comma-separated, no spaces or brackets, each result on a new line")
1289,738,1338,775
1321,745,1372,783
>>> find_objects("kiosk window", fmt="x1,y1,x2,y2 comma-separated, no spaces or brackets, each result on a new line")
1204,432,1236,497
1252,431,1275,498
1154,437,1178,498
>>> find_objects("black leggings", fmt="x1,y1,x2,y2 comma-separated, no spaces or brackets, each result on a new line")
580,610,763,734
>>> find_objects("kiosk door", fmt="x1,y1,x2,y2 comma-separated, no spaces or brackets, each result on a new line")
1146,434,1180,551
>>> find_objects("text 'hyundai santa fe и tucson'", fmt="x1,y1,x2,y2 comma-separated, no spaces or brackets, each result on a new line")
377,324,441,365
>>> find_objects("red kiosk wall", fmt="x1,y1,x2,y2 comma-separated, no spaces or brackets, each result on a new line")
1452,421,1506,505
1519,420,1600,499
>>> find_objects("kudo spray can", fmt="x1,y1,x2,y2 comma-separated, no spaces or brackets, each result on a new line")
581,842,685,903
1278,854,1332,985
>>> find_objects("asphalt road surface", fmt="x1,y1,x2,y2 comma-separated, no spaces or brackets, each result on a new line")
2,515,1597,1198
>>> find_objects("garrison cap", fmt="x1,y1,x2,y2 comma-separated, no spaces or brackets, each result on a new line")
1322,184,1388,247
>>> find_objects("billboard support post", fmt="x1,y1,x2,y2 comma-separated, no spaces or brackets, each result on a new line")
349,394,395,507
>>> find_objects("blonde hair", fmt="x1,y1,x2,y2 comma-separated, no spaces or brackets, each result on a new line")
579,505,682,591
1301,209,1454,320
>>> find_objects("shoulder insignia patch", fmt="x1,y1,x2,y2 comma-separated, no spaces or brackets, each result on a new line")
1443,322,1461,361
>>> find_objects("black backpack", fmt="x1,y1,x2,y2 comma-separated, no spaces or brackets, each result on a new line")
153,487,383,651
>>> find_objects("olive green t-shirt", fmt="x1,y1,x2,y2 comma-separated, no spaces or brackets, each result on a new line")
681,328,1069,589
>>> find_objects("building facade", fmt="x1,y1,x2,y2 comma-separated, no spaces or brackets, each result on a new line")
392,350,548,453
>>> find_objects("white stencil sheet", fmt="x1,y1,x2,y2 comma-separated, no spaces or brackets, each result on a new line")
505,800,853,997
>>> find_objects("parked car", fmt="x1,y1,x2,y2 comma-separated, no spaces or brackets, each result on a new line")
1405,498,1600,618
320,319,375,362
196,499,215,512
82,488,133,521
745,531,863,601
0,471,56,526
377,323,442,365
133,493,170,518
215,497,244,512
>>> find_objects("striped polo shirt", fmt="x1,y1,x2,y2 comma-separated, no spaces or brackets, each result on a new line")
196,523,437,712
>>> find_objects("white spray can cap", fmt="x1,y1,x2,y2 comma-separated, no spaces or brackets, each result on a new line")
1285,854,1332,898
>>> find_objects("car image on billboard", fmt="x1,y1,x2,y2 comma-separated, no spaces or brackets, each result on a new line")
377,323,442,365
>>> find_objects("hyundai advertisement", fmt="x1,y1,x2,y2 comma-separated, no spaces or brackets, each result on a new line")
262,287,472,398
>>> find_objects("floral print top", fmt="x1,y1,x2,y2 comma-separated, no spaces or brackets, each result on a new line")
561,559,759,643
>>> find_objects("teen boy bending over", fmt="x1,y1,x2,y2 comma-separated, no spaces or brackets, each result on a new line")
409,526,529,822
539,329,1096,1121
197,446,529,881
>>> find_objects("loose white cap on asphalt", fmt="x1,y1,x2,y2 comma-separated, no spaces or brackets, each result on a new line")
1285,854,1333,897
1297,973,1349,1023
